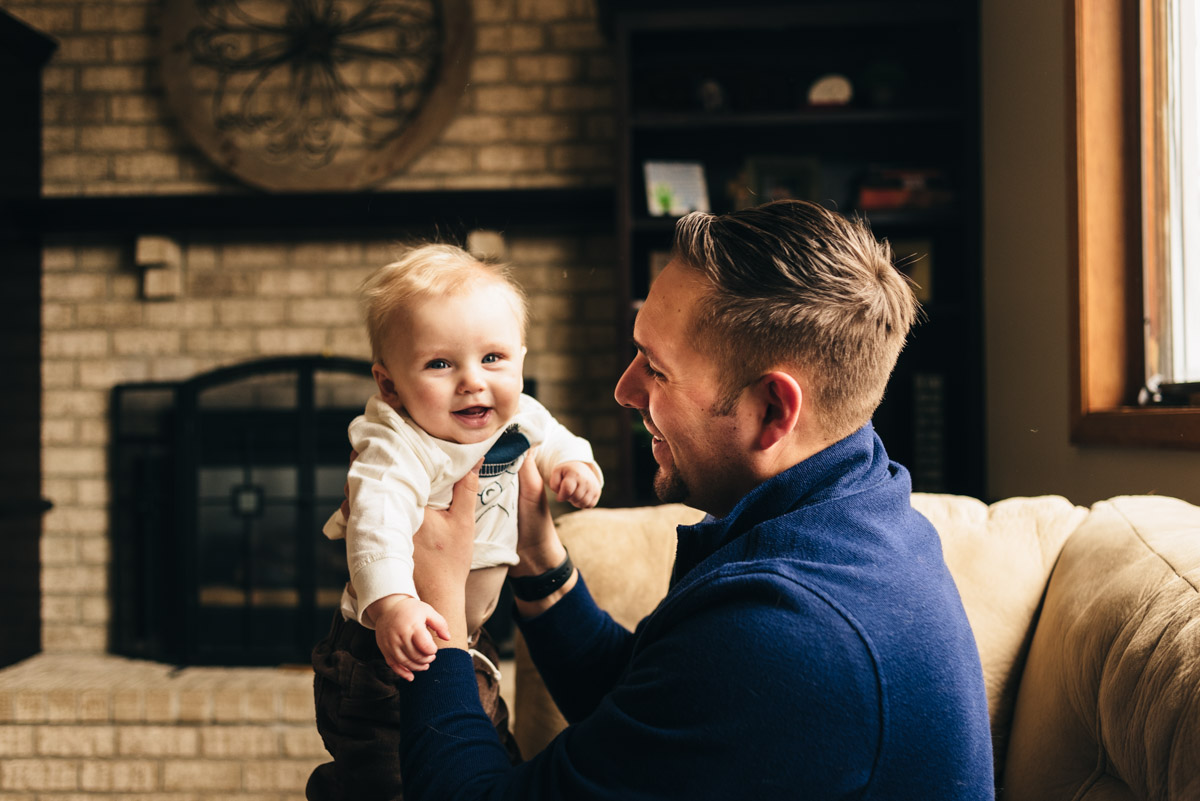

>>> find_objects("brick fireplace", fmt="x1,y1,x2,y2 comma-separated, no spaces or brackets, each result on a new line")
0,0,622,796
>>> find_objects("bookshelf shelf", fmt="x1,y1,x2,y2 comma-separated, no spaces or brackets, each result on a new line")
631,108,963,131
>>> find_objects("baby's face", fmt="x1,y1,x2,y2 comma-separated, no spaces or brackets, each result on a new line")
374,282,525,444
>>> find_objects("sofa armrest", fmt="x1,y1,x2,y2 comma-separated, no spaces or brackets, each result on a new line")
512,503,704,757
1003,496,1200,800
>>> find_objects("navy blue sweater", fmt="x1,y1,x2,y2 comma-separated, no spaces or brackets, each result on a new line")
399,425,995,799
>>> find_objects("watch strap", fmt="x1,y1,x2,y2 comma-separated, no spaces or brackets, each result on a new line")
509,551,574,601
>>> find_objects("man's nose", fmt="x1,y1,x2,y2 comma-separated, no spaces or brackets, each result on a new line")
614,357,646,409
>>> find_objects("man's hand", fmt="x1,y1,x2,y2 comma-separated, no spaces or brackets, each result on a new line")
367,594,449,680
410,463,480,651
512,457,577,616
513,455,560,572
548,461,602,508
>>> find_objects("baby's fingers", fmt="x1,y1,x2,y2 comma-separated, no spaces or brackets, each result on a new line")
424,609,450,646
555,475,579,502
410,625,439,658
577,484,600,508
386,657,416,681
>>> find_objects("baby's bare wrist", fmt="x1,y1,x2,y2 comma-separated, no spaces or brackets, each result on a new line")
365,592,413,622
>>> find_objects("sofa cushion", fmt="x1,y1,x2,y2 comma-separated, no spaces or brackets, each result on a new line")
1003,496,1200,801
512,503,704,757
913,493,1086,774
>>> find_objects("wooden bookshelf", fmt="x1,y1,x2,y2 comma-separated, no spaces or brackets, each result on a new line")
604,0,984,501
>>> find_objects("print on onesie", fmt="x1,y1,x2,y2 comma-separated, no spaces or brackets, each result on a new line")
477,424,531,528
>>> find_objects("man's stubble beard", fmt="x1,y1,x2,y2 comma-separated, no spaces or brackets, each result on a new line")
653,463,689,504
642,410,691,504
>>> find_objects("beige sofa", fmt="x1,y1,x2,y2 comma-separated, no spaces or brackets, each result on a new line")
513,494,1200,800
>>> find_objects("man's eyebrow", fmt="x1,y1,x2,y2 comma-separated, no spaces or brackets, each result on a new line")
630,337,663,368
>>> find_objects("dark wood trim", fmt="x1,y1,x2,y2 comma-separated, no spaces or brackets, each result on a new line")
0,499,53,518
1072,408,1200,449
598,1,967,34
8,187,614,239
0,6,53,668
630,108,963,130
0,8,57,66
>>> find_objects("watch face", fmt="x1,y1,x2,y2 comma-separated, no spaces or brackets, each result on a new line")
160,0,474,191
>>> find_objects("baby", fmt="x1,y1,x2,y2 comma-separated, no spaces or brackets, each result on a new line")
320,243,603,681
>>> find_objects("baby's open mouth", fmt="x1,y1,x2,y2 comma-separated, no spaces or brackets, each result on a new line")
454,406,491,419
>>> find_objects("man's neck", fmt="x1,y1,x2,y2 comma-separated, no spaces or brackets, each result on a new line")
754,433,832,488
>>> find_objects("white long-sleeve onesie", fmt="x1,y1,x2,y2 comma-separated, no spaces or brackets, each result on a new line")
323,393,602,626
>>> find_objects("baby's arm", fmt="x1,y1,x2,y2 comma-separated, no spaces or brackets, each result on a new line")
344,404,454,679
366,594,450,681
522,396,604,507
548,460,602,508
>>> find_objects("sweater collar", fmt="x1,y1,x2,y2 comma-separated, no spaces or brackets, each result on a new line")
671,423,894,585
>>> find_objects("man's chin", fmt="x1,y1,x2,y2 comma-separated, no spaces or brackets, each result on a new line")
653,467,689,504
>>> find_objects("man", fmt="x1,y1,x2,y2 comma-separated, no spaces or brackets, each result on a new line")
396,200,995,799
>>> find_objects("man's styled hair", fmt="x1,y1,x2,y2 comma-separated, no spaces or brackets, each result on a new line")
672,199,918,440
359,243,528,362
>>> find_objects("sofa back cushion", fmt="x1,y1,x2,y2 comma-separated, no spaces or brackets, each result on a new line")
912,493,1086,774
1003,496,1200,801
512,503,704,758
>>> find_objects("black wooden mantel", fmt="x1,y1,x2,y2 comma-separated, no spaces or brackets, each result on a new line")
9,187,615,240
1,4,56,670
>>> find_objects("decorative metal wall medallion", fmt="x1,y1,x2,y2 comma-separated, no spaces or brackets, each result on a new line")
161,0,473,191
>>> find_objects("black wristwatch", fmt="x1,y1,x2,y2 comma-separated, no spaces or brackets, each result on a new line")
509,551,575,601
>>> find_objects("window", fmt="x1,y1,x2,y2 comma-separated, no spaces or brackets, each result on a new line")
1070,0,1200,448
1144,0,1200,391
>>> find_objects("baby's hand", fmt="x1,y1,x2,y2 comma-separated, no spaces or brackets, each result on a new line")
548,461,601,509
368,594,450,681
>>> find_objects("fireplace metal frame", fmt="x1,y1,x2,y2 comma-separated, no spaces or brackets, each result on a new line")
111,355,374,666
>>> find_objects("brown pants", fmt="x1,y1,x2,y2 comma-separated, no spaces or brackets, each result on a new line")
306,613,521,801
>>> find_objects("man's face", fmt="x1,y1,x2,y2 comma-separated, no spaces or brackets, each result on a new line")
373,283,525,444
614,260,756,516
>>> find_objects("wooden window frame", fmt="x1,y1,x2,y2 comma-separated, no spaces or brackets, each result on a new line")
1069,0,1200,448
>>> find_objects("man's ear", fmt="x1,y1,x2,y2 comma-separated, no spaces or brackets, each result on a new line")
371,363,401,406
755,371,803,450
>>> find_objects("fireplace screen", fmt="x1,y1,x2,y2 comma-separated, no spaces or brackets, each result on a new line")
112,356,375,666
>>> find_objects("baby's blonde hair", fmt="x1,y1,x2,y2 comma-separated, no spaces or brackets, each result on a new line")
359,243,528,361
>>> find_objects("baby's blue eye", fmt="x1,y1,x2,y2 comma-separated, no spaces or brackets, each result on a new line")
483,353,502,364
426,359,450,369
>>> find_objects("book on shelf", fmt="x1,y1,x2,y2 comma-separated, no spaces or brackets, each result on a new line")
857,167,953,211
911,372,946,492
643,161,710,217
742,156,823,209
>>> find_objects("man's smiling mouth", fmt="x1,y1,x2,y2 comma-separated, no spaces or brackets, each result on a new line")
641,413,665,443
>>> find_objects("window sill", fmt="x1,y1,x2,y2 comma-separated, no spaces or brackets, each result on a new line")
1072,407,1200,449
